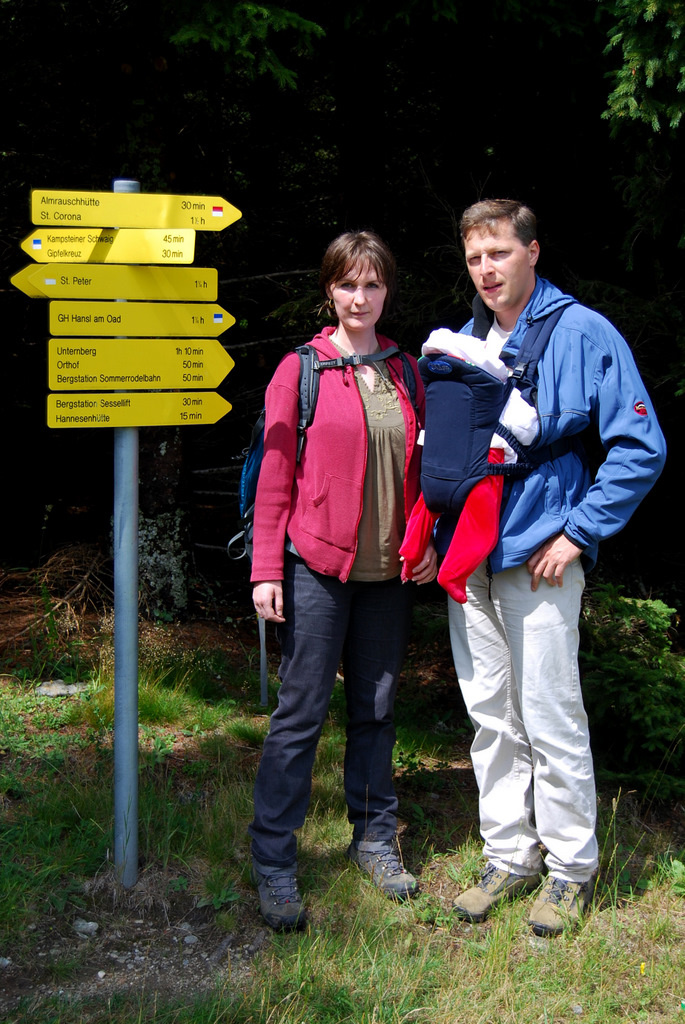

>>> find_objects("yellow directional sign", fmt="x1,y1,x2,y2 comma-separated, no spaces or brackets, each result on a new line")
10,270,44,298
32,190,242,231
48,392,232,428
21,228,196,264
49,301,234,337
49,338,234,390
13,264,217,301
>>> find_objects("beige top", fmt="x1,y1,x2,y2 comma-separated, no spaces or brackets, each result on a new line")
328,341,406,581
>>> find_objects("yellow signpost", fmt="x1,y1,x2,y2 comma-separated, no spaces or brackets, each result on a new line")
11,185,240,432
32,190,242,231
48,391,232,428
20,228,196,264
49,338,235,390
49,301,234,337
12,181,243,891
12,264,218,301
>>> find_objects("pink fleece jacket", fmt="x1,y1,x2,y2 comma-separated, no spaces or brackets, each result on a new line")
251,327,425,583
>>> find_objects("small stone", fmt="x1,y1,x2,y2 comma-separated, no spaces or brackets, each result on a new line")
36,680,88,696
73,918,98,936
184,934,198,945
0,957,11,969
97,971,106,979
572,1007,583,1016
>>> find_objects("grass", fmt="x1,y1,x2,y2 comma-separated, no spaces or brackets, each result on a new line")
0,599,684,1023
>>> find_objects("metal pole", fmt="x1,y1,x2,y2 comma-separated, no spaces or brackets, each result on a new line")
259,616,268,706
113,177,140,887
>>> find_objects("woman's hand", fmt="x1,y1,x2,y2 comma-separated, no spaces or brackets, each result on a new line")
253,581,286,622
408,541,438,584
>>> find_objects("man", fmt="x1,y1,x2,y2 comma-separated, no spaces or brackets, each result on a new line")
440,199,666,936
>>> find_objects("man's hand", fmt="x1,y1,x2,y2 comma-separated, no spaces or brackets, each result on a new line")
253,581,285,622
526,533,582,591
408,541,438,584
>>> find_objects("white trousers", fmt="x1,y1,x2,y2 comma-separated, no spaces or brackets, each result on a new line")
448,560,598,882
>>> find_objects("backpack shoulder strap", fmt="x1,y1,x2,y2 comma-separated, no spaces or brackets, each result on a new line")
502,301,576,468
509,302,574,383
398,351,419,413
295,345,318,463
294,343,415,460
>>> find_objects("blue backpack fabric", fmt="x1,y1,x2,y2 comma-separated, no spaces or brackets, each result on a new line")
419,303,572,517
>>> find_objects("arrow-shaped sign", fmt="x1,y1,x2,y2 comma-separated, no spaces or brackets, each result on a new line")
49,301,234,337
32,190,242,231
48,391,232,428
13,264,218,301
20,228,196,264
49,338,234,390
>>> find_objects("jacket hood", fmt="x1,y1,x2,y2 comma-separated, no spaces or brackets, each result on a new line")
523,277,575,323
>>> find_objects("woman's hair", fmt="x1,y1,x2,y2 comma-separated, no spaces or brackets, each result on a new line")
319,230,398,318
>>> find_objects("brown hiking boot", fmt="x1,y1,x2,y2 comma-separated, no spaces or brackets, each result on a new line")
528,876,593,936
453,862,541,923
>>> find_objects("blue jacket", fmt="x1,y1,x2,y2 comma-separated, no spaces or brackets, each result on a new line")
449,276,666,572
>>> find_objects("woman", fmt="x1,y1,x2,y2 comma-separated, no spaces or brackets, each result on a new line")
248,230,436,930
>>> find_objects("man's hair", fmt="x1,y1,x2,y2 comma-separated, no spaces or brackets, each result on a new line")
319,230,398,318
459,200,537,248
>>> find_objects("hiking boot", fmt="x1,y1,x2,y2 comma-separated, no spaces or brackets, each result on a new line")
453,862,541,923
528,876,593,937
251,859,306,931
347,838,419,900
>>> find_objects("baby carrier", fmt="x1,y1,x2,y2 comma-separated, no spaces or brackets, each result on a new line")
419,302,573,517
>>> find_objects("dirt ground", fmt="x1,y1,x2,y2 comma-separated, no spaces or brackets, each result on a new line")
1,549,683,1017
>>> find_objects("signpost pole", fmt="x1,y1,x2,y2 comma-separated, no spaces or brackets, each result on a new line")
112,177,140,888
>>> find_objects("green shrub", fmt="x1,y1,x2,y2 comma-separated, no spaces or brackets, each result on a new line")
579,583,685,799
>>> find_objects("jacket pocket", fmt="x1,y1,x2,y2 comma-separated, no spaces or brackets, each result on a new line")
300,474,361,552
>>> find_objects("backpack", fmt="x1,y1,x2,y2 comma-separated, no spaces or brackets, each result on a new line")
228,342,419,562
419,303,573,517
